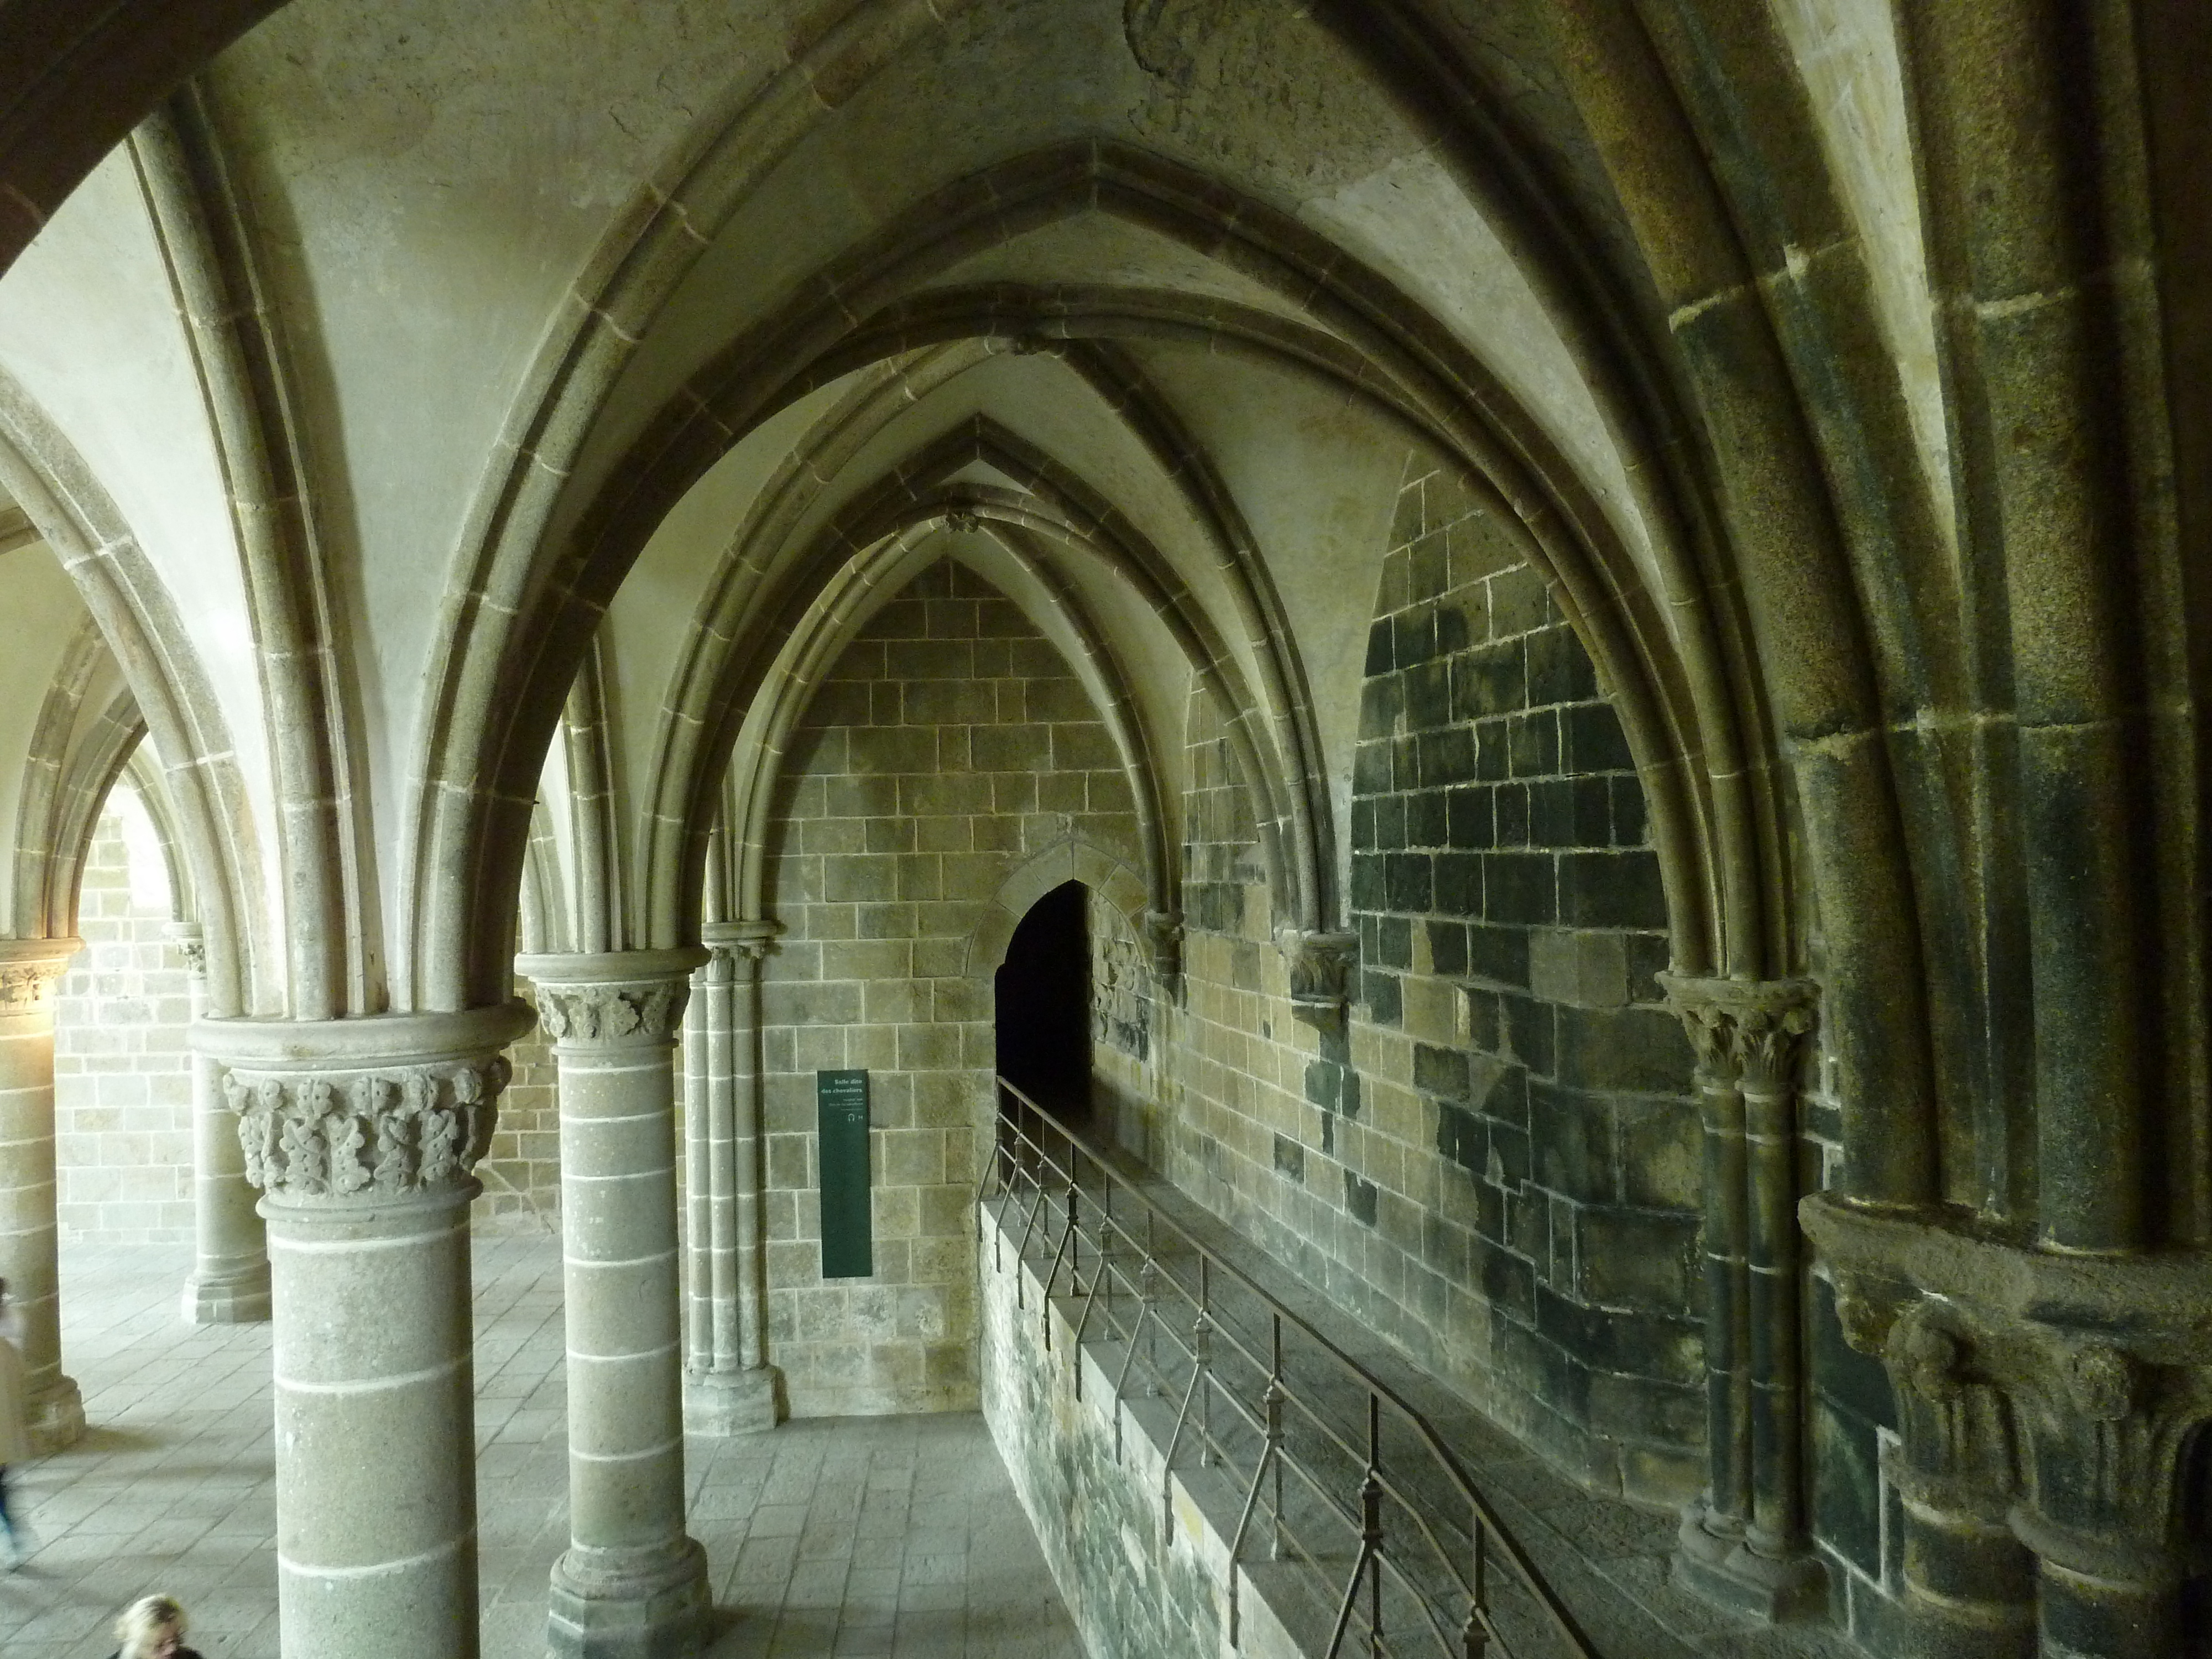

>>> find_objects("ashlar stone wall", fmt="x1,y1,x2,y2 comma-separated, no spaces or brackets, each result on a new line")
760,557,1142,1416
1098,456,1703,1510
54,782,194,1244
476,989,561,1234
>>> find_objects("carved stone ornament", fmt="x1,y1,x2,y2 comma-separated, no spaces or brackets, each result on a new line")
0,942,79,1013
2065,1341,2137,1422
1279,928,1359,1028
702,919,782,968
1657,974,1818,1091
1886,1302,1967,1405
536,980,687,1044
225,1057,509,1199
0,962,60,1012
518,949,708,1046
1141,909,1182,986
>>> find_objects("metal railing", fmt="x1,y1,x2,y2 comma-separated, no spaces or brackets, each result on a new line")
985,1079,1597,1659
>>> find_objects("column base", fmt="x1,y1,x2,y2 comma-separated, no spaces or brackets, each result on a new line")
1672,1503,1828,1623
26,1375,83,1455
683,1365,784,1436
549,1537,711,1659
182,1262,272,1324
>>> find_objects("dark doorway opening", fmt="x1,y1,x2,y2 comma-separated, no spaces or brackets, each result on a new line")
994,879,1092,1123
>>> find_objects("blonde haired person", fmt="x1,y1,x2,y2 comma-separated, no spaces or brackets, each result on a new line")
109,1595,203,1659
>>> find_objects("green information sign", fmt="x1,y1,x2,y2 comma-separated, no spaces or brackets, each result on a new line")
816,1069,873,1279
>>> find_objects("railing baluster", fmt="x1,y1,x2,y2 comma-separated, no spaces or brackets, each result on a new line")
1463,1504,1488,1658
1366,1394,1384,1659
1270,1314,1285,1561
1162,1301,1211,1546
987,1075,1597,1659
1197,1257,1215,1467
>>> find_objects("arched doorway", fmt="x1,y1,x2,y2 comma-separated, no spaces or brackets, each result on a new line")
993,878,1092,1126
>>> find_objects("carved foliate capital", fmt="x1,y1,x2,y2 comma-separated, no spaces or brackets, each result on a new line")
701,920,782,973
1278,928,1358,1026
519,948,707,1046
535,980,687,1044
1805,1194,2212,1564
223,1056,509,1200
1886,1300,1974,1405
166,922,207,979
1657,974,1817,1091
0,939,81,1013
1141,909,1182,987
194,1003,534,1206
0,961,64,1012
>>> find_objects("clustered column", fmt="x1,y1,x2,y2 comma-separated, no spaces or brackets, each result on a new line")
1863,1300,2036,1659
0,936,84,1452
682,919,782,1434
1661,974,1824,1620
196,1001,533,1659
1809,1194,2210,1659
170,922,269,1322
520,948,709,1659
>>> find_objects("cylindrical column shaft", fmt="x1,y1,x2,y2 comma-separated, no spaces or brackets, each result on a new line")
1744,1078,1803,1554
265,1189,479,1654
173,925,269,1323
703,955,738,1370
197,1001,531,1659
2031,1551,2180,1659
1896,1480,2034,1659
0,938,84,1453
732,948,768,1373
1662,977,1822,1621
523,950,708,1659
681,971,711,1374
1703,1075,1751,1532
681,920,782,1433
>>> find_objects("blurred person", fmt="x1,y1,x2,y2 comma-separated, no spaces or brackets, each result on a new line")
0,1276,25,1566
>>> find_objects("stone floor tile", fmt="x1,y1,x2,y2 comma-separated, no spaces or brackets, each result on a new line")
0,1240,1081,1659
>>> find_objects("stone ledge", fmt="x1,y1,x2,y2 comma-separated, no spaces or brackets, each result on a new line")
978,1194,1309,1659
1802,1192,2212,1360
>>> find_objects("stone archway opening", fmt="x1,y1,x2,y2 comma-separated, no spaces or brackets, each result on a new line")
993,877,1092,1125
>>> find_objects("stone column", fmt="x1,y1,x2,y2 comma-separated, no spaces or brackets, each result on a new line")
2012,1345,2192,1659
0,936,84,1452
683,920,782,1433
196,1001,531,1659
1861,1298,2036,1659
1807,1197,2212,1659
171,924,269,1322
520,948,710,1659
1662,974,1824,1621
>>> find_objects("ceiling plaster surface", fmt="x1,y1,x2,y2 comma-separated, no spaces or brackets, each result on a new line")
565,0,1143,510
0,149,275,867
566,0,1663,697
565,0,1436,517
1124,339,1407,846
201,0,772,872
1298,149,1663,617
919,213,1307,323
604,350,1209,833
602,383,849,817
770,353,1219,745
834,353,1225,589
